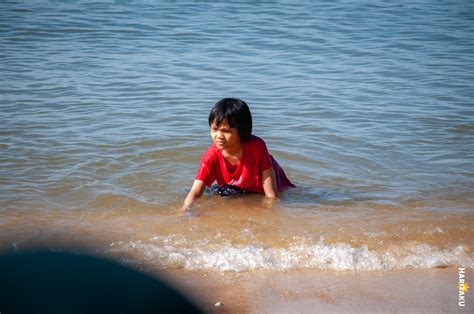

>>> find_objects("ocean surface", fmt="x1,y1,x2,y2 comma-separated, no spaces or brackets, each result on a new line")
1,0,473,272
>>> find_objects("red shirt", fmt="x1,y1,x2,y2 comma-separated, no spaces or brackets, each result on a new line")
195,135,295,193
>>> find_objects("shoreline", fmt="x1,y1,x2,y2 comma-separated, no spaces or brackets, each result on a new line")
160,267,472,313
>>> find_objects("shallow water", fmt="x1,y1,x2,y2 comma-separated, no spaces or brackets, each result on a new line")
1,0,473,271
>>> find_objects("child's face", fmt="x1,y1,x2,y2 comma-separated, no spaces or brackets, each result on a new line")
210,119,241,150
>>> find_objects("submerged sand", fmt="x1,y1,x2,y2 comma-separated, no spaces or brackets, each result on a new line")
162,267,472,313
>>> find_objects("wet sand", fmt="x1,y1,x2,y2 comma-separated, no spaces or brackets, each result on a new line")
163,267,472,313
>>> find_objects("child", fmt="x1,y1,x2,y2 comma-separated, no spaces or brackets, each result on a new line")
179,98,295,212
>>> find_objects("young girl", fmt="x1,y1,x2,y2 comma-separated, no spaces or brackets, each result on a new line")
179,98,295,212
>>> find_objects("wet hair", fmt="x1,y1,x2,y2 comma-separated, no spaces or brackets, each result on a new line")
208,98,253,141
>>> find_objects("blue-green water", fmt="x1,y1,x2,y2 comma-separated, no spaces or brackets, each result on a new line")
1,1,473,271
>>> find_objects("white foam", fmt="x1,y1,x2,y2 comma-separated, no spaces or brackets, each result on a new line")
108,237,474,272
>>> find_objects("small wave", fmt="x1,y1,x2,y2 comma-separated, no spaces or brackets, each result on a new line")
108,237,473,272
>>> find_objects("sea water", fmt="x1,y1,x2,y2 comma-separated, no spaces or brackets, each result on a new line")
1,0,473,271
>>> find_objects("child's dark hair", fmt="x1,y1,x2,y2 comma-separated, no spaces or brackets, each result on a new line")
208,98,253,141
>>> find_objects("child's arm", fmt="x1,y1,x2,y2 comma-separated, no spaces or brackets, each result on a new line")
262,167,278,199
179,179,207,212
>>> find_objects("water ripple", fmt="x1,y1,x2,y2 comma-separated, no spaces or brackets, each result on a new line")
1,0,473,212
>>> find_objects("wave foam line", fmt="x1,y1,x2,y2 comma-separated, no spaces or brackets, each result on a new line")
108,239,473,272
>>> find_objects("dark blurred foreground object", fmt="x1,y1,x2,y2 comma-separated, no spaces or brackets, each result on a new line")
0,251,203,314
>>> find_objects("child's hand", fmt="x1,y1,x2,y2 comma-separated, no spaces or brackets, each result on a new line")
177,208,199,217
177,206,188,216
179,180,206,216
262,196,278,208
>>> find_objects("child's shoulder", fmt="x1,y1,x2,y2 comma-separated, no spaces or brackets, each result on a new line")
203,143,220,156
201,143,224,163
247,134,267,147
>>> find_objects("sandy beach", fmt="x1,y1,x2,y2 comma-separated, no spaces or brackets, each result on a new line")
162,267,472,313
